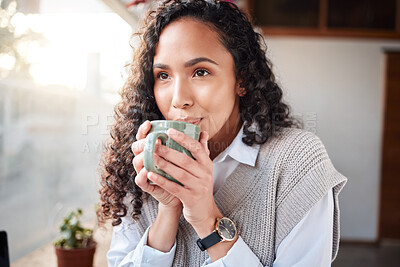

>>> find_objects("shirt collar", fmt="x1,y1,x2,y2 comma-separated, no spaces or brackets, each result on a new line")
213,124,260,166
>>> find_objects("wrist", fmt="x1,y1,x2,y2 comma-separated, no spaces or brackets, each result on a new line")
158,203,182,218
147,203,182,252
196,216,238,254
192,209,223,238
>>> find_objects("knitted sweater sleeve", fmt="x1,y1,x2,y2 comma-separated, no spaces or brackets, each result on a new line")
274,129,347,261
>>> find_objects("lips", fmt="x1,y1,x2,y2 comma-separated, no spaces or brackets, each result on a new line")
176,117,203,126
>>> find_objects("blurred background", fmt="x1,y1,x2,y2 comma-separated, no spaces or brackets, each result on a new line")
0,0,131,265
0,0,399,266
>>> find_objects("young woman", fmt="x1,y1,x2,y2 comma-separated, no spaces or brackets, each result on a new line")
98,0,347,266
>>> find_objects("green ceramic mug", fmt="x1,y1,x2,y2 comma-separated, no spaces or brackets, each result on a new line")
144,120,201,185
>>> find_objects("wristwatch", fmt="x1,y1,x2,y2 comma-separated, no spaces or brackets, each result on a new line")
196,217,237,251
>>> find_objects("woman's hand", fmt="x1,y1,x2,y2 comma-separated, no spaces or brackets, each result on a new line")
131,121,182,211
147,128,222,232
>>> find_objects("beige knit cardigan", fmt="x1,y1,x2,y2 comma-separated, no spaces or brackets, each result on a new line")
133,127,347,266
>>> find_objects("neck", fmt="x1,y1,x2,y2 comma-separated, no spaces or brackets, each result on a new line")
208,117,243,161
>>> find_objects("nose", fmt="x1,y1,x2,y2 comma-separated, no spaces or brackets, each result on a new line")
171,77,193,109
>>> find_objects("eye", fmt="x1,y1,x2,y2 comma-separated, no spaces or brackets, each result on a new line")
156,72,169,80
193,69,210,77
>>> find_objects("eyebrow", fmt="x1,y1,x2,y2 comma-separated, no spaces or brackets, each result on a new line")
153,57,219,70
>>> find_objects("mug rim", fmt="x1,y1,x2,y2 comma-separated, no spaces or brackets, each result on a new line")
150,120,200,130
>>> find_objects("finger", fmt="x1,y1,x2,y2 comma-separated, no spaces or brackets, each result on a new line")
132,152,144,173
135,168,155,193
147,171,186,200
131,140,145,156
135,168,174,200
135,120,151,141
155,145,207,179
132,137,162,156
167,128,209,164
154,154,197,187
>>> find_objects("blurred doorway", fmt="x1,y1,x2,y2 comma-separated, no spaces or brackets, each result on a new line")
379,51,400,240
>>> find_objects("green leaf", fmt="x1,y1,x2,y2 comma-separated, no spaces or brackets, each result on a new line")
55,208,93,248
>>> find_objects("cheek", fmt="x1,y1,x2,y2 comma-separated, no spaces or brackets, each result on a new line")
203,93,238,131
200,81,237,106
154,88,171,113
207,88,237,113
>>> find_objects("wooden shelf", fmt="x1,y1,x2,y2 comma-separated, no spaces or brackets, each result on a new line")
247,0,400,39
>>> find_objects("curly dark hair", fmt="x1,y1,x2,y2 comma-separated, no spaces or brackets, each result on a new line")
98,0,302,227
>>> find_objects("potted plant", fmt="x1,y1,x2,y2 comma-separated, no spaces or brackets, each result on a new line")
54,208,96,267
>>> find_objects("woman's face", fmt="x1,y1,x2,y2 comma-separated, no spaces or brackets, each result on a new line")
153,17,242,141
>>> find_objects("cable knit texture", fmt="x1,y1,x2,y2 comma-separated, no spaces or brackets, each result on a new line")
134,127,347,266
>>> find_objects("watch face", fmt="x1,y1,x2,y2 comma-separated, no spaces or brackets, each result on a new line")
217,218,237,241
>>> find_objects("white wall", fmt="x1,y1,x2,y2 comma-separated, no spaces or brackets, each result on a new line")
265,37,400,241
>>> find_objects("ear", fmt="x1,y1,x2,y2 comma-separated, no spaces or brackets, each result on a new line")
235,79,246,96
